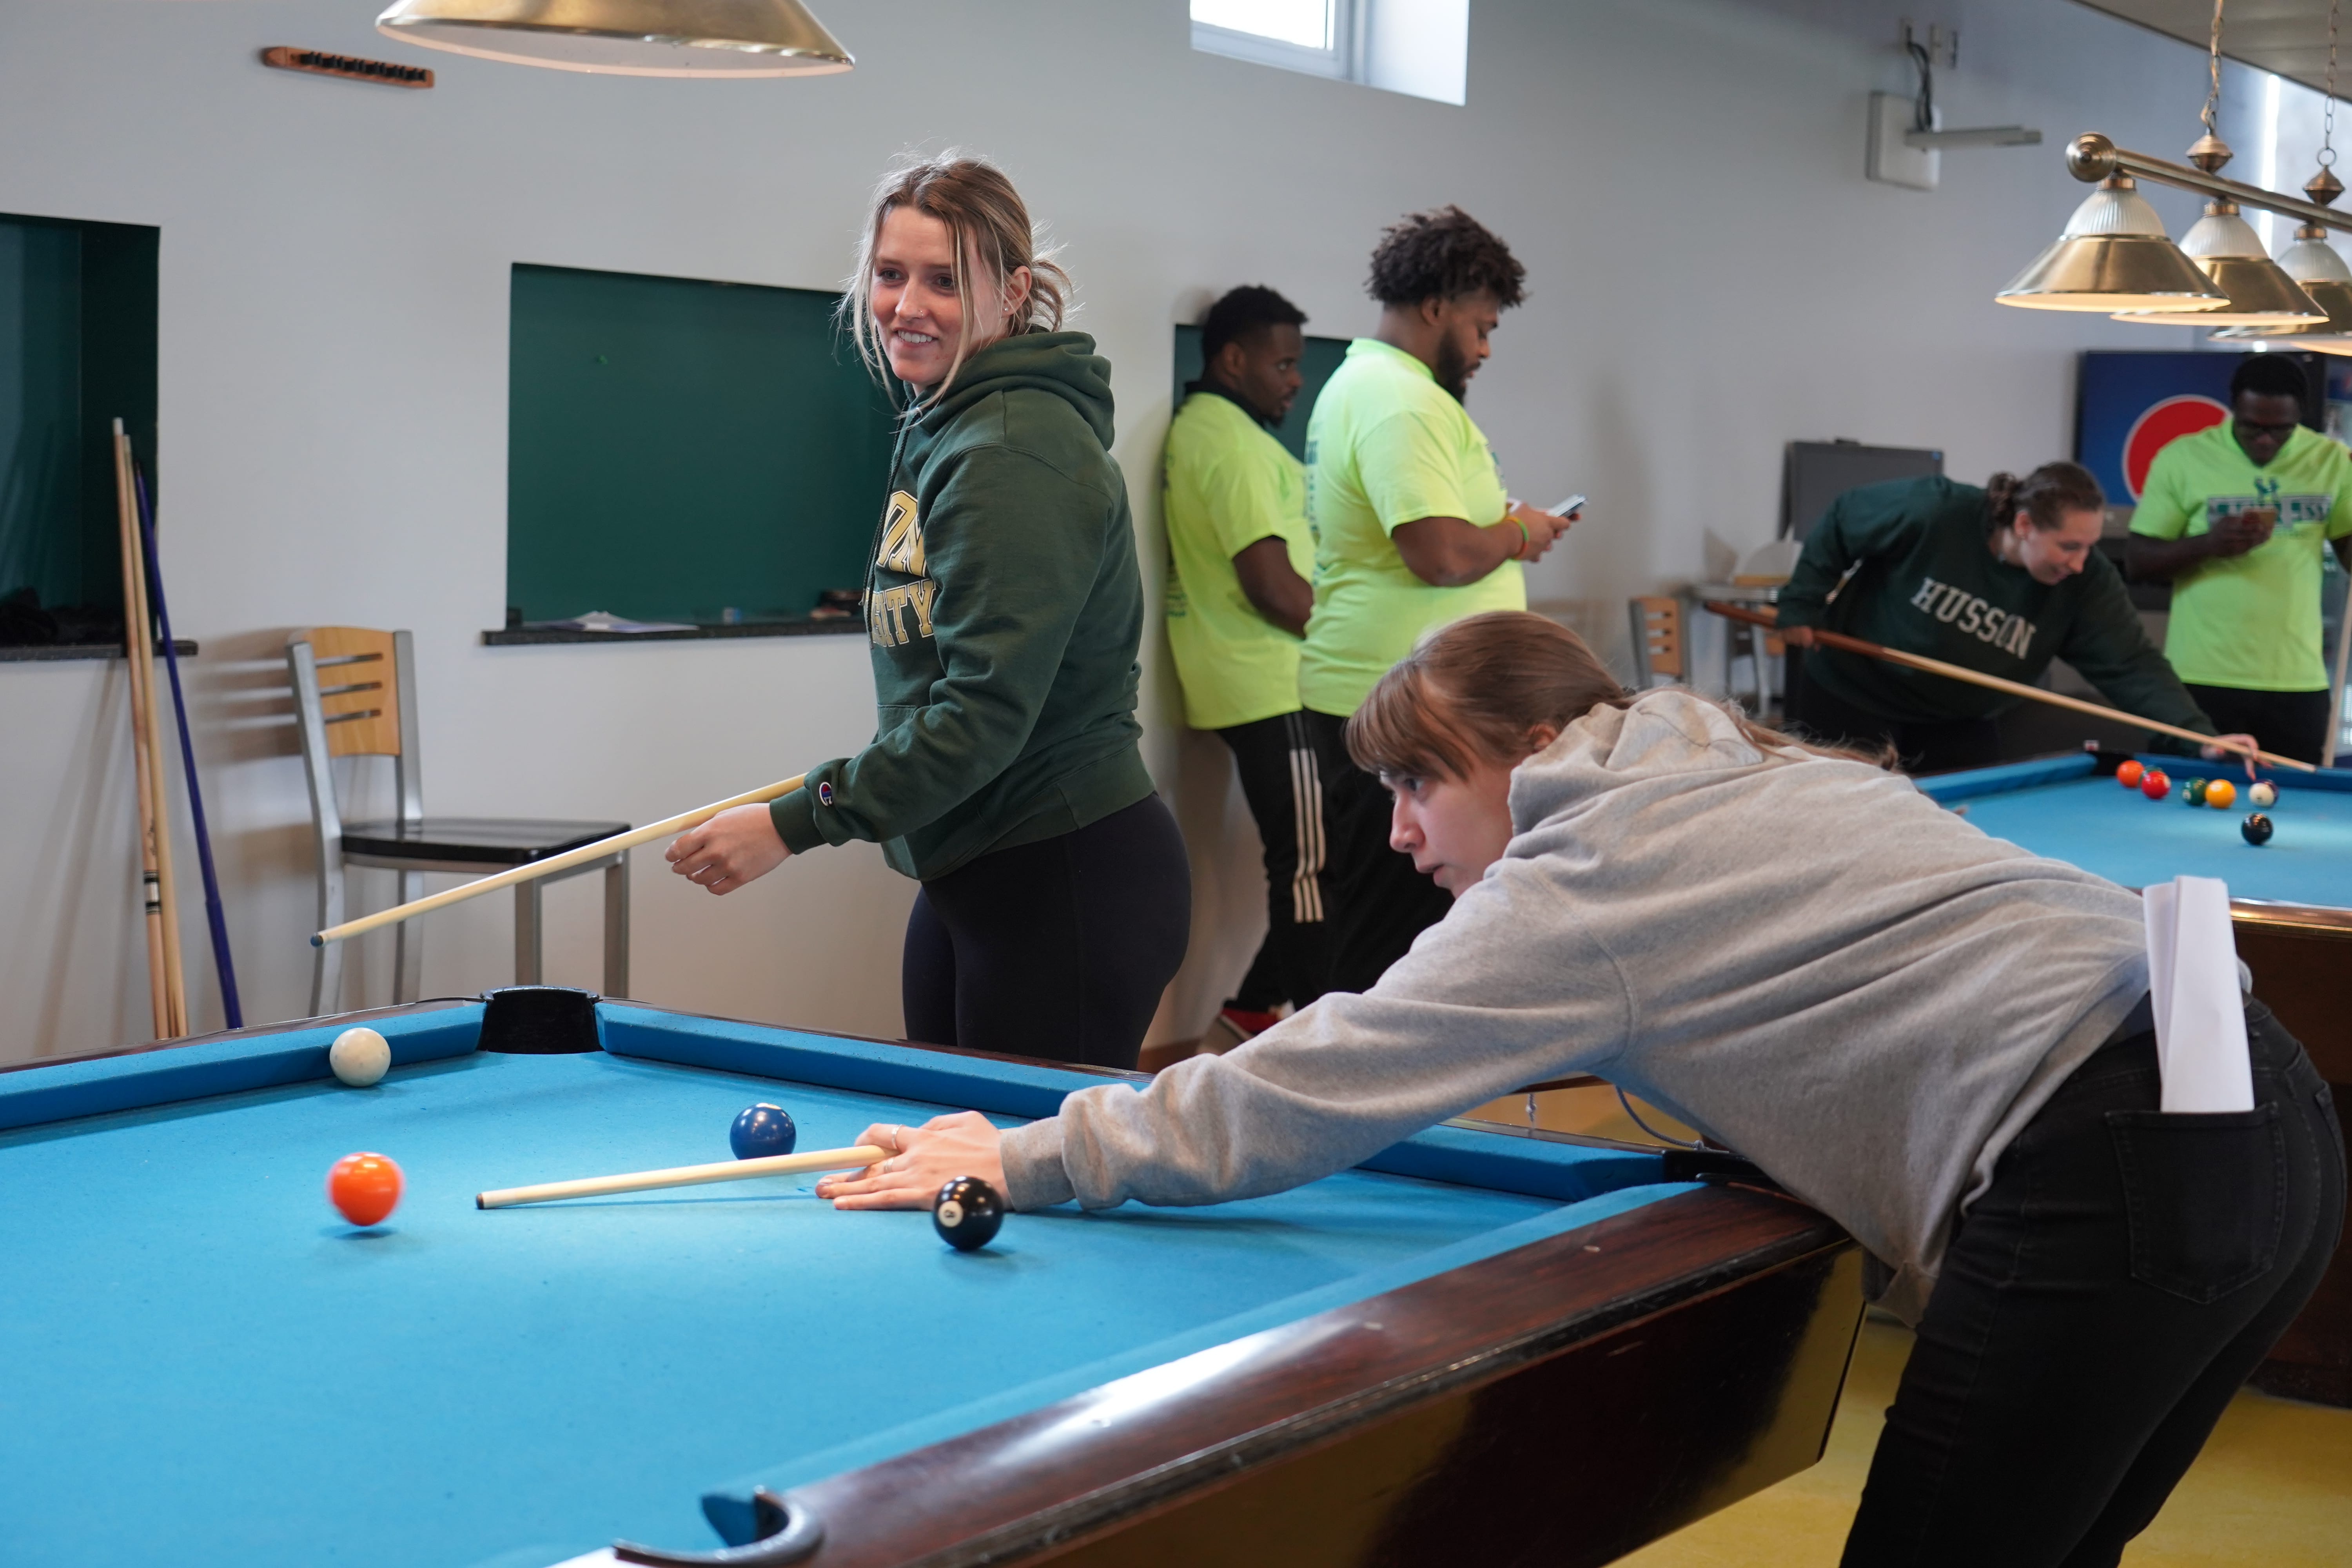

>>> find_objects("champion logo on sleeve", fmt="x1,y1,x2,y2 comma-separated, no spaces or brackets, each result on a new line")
816,782,835,806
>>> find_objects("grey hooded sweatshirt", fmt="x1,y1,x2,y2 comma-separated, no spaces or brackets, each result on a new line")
1000,688,2152,1321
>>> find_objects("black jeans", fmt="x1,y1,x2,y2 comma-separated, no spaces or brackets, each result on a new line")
1788,676,2003,775
901,795,1191,1071
1843,1002,2345,1566
1302,710,1453,995
2183,683,2334,765
1216,711,1334,1012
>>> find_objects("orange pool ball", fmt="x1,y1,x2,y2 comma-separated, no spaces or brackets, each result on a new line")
327,1151,403,1227
2205,778,2237,809
2117,759,2145,789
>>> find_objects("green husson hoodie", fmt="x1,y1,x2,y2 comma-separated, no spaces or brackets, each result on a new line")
769,332,1154,881
1776,476,2216,738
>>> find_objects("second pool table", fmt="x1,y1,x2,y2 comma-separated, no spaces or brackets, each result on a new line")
0,996,1862,1568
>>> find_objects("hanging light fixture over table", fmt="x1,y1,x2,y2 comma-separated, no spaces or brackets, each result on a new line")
1995,172,2227,311
2112,195,2325,327
375,0,853,76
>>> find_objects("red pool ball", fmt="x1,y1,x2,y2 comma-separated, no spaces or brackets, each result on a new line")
2117,759,2145,789
2140,769,2171,800
328,1151,403,1226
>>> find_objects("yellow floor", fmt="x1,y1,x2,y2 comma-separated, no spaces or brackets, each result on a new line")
1616,1316,2352,1567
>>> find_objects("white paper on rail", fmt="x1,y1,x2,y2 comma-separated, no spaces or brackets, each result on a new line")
2142,876,2255,1114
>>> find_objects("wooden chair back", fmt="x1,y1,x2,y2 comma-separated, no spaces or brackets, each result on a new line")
302,627,403,758
1628,596,1684,684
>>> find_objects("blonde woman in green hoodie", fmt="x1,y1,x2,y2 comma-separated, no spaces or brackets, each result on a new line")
665,155,1189,1070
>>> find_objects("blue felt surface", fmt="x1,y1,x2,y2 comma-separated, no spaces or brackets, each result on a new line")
0,1042,1690,1568
1920,755,2352,908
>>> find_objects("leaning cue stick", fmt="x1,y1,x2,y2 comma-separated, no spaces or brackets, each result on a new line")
118,427,188,1036
111,423,170,1039
1702,600,2319,773
134,463,243,1028
476,1144,887,1210
2326,577,2352,768
311,773,809,949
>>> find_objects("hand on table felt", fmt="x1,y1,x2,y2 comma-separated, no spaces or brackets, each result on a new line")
665,803,790,895
815,1111,1007,1210
2199,733,2265,779
2207,510,2276,558
1504,500,1574,563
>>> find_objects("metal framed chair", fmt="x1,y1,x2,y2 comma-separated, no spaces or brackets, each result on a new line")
288,627,631,1015
1627,596,1685,688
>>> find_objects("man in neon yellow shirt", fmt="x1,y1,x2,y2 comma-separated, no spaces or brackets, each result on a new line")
1301,206,1573,991
1164,285,1330,1031
2129,355,2352,763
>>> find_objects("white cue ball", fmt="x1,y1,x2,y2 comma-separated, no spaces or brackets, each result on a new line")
2248,781,2278,809
329,1026,391,1087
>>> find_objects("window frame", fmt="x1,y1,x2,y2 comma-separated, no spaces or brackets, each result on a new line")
1189,0,1361,82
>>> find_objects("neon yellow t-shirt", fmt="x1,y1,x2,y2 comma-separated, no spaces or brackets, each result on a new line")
2129,423,2352,691
1162,390,1314,730
1298,338,1519,717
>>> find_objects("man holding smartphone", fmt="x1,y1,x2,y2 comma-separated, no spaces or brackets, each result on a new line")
1299,205,1576,992
2128,355,2352,762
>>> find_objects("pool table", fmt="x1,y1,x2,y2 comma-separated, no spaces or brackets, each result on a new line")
1919,749,2352,1405
0,996,1863,1568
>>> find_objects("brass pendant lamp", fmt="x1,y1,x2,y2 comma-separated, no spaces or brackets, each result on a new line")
2113,195,2327,326
1994,172,2227,311
375,0,853,76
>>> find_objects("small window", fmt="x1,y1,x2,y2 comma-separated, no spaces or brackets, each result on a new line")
1189,0,1467,106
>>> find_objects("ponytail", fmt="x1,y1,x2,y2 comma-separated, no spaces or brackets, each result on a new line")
1986,461,2104,534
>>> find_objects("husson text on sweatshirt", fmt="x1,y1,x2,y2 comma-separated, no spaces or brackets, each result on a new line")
1001,690,2151,1321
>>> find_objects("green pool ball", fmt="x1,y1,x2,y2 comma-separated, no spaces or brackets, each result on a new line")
2179,777,2209,807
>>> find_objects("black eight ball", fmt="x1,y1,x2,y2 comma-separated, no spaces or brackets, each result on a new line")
2242,812,2275,847
932,1175,1004,1251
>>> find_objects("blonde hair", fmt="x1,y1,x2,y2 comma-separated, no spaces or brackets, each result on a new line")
1347,611,1892,781
841,152,1072,404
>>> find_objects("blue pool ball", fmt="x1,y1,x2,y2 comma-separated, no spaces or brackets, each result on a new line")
730,1103,797,1160
2242,813,2275,847
932,1176,1004,1251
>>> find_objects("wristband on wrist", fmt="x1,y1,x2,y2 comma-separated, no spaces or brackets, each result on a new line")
1509,516,1531,559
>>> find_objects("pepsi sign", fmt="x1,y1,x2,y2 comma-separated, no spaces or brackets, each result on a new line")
2076,350,2320,505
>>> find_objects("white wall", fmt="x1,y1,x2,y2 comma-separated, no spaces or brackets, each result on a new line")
0,0,2289,1060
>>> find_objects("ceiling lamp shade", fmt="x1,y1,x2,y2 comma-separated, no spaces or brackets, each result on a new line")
2213,223,2352,352
1996,175,2227,312
2112,200,2326,327
376,0,852,76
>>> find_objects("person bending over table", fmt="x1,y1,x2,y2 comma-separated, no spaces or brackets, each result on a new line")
1299,205,1574,994
1164,284,1333,1034
821,610,2343,1568
1777,461,2256,775
664,156,1187,1071
2125,353,2352,764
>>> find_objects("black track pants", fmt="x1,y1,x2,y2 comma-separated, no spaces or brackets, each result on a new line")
1216,711,1334,1011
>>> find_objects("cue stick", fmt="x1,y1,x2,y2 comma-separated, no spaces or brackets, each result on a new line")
119,430,189,1037
134,463,243,1028
311,773,809,948
112,423,170,1039
476,1143,888,1209
1702,601,2319,773
2326,576,2352,768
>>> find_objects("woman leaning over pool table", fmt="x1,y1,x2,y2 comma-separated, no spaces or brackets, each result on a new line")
820,610,2344,1568
664,154,1187,1071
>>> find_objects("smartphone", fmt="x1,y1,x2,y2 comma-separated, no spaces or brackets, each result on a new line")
1550,494,1587,517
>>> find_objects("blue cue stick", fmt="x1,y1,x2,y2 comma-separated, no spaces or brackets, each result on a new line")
132,463,243,1029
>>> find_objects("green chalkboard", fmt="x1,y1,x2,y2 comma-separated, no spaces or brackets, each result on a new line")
506,265,899,624
0,213,158,618
1170,325,1352,461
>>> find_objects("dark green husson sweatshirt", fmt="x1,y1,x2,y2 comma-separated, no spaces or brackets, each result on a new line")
769,332,1154,880
1776,477,2216,738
